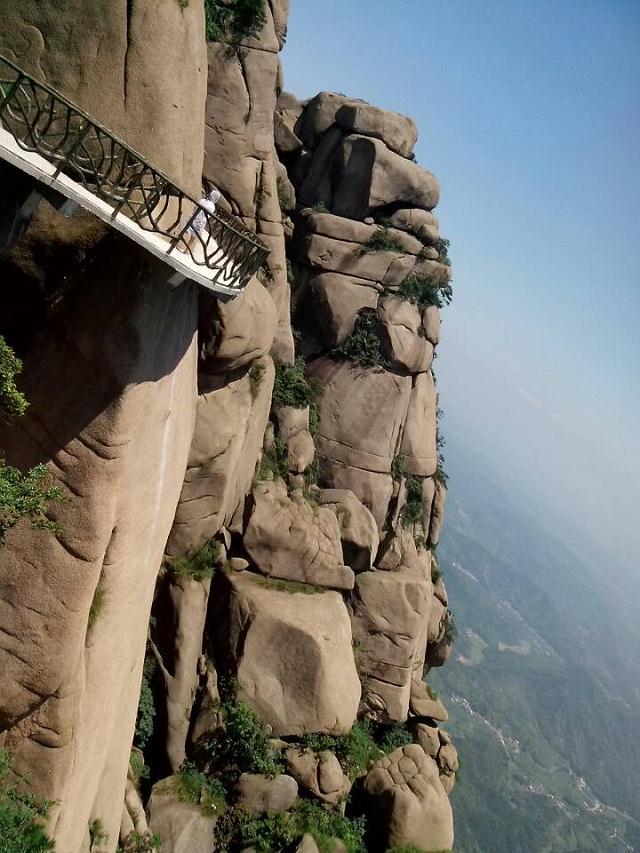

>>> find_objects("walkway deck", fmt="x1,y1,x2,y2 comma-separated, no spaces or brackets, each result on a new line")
0,55,268,298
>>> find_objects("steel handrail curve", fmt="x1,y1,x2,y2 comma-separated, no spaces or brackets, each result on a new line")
0,54,268,290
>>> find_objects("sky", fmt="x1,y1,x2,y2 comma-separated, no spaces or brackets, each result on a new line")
282,0,640,573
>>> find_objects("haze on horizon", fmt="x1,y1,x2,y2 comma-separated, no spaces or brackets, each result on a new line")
283,0,640,580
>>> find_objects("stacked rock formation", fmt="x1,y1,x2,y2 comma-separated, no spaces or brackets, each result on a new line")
0,2,458,852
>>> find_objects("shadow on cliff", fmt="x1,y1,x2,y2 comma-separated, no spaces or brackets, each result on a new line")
0,199,198,471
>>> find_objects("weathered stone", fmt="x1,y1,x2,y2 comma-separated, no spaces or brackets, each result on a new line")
299,128,344,208
301,211,422,255
152,574,212,772
318,458,394,532
274,406,315,474
429,481,447,546
336,103,418,158
0,253,199,848
190,657,221,746
276,160,297,213
410,680,449,722
318,489,379,572
285,748,351,805
332,135,440,219
364,744,454,851
275,110,304,153
301,233,414,286
309,272,379,346
299,92,355,149
236,773,299,815
213,571,361,736
389,208,440,245
311,358,412,474
422,305,441,346
425,637,453,671
413,722,441,758
352,571,431,722
147,778,217,853
167,356,275,556
441,772,455,796
427,597,446,644
438,744,459,775
0,2,207,195
244,479,354,590
378,296,434,373
296,835,321,853
433,576,448,606
400,372,438,476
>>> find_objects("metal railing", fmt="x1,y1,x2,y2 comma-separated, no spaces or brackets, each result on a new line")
0,54,268,291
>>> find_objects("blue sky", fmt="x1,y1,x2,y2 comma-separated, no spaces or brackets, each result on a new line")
283,0,640,571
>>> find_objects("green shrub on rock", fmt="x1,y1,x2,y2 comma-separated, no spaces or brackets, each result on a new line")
333,311,388,370
205,0,266,43
397,273,452,310
363,227,405,253
174,762,226,817
164,540,220,582
205,697,282,779
299,720,381,779
272,357,322,410
0,749,54,853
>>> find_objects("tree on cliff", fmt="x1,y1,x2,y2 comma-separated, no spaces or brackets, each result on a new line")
0,336,61,545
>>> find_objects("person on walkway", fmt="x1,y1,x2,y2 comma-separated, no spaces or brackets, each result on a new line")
182,186,221,253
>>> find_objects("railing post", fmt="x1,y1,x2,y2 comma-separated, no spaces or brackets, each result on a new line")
0,74,23,116
52,119,92,178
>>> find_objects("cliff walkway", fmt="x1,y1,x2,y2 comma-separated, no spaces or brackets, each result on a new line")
0,55,268,298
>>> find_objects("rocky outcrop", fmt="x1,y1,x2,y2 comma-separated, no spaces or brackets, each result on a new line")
364,744,454,851
0,4,459,850
213,571,361,736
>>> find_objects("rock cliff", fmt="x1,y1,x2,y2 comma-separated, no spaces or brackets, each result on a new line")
0,3,458,851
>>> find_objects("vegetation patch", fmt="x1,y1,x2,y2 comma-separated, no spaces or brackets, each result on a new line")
401,475,424,528
397,273,453,310
88,573,107,629
0,749,54,853
310,201,329,213
363,227,405,253
165,539,220,582
0,336,28,420
205,0,266,44
333,310,388,369
254,436,289,483
116,832,161,853
248,362,265,401
442,611,458,645
434,237,451,266
272,357,322,410
299,721,381,780
89,818,107,851
0,463,62,545
135,656,157,750
376,724,413,754
431,560,442,584
174,762,227,817
205,696,282,780
247,573,327,596
215,801,366,853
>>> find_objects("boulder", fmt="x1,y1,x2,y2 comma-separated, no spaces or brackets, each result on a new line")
422,305,441,346
200,278,279,372
299,92,355,149
336,103,418,158
301,233,414,287
364,744,454,852
296,835,321,853
300,211,423,255
409,680,449,722
147,778,216,853
400,372,438,476
213,571,361,736
310,359,412,474
275,110,304,153
317,458,394,533
285,748,351,805
389,208,440,245
351,570,431,722
413,722,441,758
433,576,448,606
276,161,297,213
332,135,440,219
378,296,434,373
309,272,379,347
425,637,453,671
427,597,446,644
274,405,316,474
166,356,275,556
438,744,459,775
429,481,447,546
235,773,299,815
318,488,379,572
298,127,344,208
243,479,354,590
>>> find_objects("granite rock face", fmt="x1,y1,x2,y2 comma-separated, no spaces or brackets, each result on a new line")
0,5,458,850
